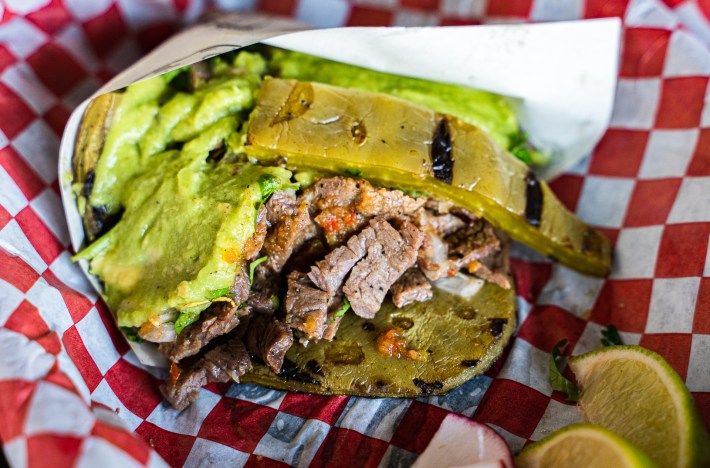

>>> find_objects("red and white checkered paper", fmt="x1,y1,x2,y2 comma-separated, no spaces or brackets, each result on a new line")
1,0,709,466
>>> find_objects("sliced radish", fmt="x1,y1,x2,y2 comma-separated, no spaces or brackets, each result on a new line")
412,414,513,468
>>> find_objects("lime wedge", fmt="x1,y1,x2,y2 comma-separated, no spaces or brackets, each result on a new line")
516,424,657,468
569,345,710,468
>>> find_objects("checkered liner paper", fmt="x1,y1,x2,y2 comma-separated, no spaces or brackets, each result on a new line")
1,0,709,466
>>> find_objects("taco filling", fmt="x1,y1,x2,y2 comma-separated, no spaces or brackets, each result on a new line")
71,47,608,410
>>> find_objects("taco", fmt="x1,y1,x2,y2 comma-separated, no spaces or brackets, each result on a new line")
70,47,610,410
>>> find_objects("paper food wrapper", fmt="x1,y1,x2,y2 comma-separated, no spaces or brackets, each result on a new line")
59,14,620,367
2,1,708,465
47,10,621,458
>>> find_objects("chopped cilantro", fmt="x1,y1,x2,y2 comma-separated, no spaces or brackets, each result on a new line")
331,297,351,321
391,187,424,198
601,324,623,347
509,131,533,164
120,326,143,343
249,256,268,283
549,339,579,401
258,174,280,202
344,168,362,177
258,174,299,203
510,145,533,164
174,309,201,335
508,130,550,166
207,287,231,299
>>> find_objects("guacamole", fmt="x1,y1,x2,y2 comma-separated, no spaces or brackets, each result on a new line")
75,52,295,328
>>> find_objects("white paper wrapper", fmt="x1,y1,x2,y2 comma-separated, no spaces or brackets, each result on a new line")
58,13,621,367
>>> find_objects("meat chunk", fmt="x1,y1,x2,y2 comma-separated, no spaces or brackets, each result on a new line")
355,185,426,218
161,338,252,410
314,206,366,246
305,177,425,247
244,315,293,373
414,208,467,236
265,191,298,226
446,220,501,271
322,295,347,341
396,218,426,250
163,302,241,363
308,235,368,297
284,271,329,340
263,200,318,272
245,264,280,314
242,207,267,261
165,264,249,363
418,219,502,281
343,217,424,318
391,269,433,308
467,235,512,290
305,176,361,210
308,214,422,299
230,262,251,300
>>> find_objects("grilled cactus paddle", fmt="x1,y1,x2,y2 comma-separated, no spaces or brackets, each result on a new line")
245,78,611,277
242,283,515,397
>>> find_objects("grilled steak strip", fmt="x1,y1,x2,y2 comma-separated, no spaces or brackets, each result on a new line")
245,264,280,315
264,199,319,272
164,265,249,363
467,234,512,290
244,314,293,373
391,269,433,308
265,190,299,225
355,185,426,217
305,177,360,210
161,338,252,410
343,217,424,318
307,232,370,297
322,294,346,341
284,271,330,340
163,302,241,363
242,207,268,261
445,220,501,271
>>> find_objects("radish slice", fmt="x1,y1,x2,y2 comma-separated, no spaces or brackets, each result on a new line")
412,414,513,468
